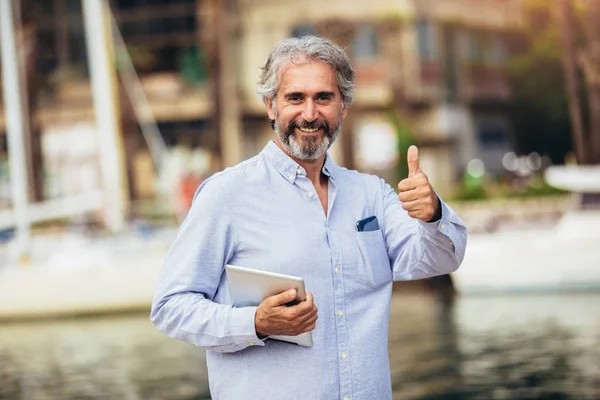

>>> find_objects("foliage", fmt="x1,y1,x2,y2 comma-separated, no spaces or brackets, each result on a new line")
179,46,209,86
388,108,414,181
117,45,156,73
453,171,487,201
451,175,568,202
453,184,488,201
506,0,584,164
504,177,569,198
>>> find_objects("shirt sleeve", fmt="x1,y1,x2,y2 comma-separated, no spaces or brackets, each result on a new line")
380,180,467,281
150,177,264,353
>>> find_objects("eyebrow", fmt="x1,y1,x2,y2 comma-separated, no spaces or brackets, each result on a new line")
315,91,336,98
283,92,305,100
283,91,337,100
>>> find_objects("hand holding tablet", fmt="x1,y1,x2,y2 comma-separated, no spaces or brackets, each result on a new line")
255,289,317,338
225,264,315,347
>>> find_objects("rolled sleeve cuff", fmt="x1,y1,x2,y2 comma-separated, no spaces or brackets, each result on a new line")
230,306,266,348
418,198,458,252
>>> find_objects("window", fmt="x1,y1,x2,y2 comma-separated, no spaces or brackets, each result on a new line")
114,0,198,72
488,37,507,65
466,32,507,66
417,20,438,61
476,119,510,150
466,32,484,64
352,24,379,60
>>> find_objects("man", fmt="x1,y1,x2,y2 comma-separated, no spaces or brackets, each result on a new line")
151,36,467,399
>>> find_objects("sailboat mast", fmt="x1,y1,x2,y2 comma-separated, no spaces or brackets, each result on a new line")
82,0,128,233
0,0,31,259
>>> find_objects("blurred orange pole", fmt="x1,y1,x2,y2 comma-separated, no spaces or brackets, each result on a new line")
198,0,243,168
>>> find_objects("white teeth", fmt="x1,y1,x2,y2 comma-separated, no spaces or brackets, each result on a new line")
299,127,318,133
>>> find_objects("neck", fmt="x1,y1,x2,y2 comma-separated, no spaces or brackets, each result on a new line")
275,139,327,185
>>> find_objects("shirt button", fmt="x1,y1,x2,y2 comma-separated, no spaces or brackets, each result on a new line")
248,342,255,346
441,223,445,229
341,352,347,359
335,267,339,274
288,174,294,180
343,397,349,400
297,167,303,174
337,310,343,317
307,192,314,198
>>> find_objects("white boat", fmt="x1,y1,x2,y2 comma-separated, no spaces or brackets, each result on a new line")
0,227,174,320
453,165,600,294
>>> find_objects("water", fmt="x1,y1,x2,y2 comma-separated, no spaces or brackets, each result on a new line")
0,293,598,400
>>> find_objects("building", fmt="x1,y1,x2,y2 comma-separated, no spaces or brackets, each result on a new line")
237,0,523,192
0,0,522,220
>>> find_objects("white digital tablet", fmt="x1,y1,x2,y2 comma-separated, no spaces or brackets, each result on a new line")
225,264,313,347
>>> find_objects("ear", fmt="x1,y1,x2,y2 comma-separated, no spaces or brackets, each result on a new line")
266,98,276,120
340,101,349,120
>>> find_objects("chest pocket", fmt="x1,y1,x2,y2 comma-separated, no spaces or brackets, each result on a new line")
352,230,392,288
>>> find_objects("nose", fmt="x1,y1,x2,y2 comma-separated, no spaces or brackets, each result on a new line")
301,99,318,122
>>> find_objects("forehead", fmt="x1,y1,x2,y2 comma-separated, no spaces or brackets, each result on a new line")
278,60,339,95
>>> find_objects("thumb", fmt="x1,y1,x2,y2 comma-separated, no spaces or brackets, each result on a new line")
269,288,297,307
407,145,420,177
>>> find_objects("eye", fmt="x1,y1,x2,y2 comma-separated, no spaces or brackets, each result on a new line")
288,95,303,104
317,94,332,102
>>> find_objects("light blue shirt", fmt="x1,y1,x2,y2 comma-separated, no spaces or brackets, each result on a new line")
151,141,467,400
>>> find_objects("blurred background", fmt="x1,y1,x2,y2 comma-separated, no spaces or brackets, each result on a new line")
0,0,599,398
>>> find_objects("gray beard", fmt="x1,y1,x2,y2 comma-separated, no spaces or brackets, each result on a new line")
274,116,342,161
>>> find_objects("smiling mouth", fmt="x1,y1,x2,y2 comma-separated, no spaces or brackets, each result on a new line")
297,126,320,133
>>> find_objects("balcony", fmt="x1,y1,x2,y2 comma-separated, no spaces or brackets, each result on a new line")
460,64,511,102
30,73,212,129
354,59,393,107
403,60,445,103
409,0,523,29
414,103,471,142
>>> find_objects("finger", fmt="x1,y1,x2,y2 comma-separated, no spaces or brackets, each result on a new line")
408,209,434,221
301,314,318,331
296,311,318,330
407,210,420,219
399,185,433,203
293,290,314,312
397,177,418,192
267,288,297,307
398,189,421,203
407,145,420,177
295,307,318,323
298,319,317,334
290,300,317,318
401,199,423,213
303,290,314,306
398,174,428,192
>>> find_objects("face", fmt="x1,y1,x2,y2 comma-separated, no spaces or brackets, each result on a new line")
266,60,348,161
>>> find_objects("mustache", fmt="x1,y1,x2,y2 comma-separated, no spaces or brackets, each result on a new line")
285,119,331,138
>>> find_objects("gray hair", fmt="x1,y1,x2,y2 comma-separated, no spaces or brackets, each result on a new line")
257,36,355,105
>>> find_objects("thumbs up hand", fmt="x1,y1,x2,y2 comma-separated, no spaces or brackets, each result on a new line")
398,145,441,222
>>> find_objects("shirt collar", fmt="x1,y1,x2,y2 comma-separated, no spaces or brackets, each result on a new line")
261,140,338,184
322,152,337,180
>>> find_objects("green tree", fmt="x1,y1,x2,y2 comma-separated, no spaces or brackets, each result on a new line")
507,0,583,164
389,108,414,182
